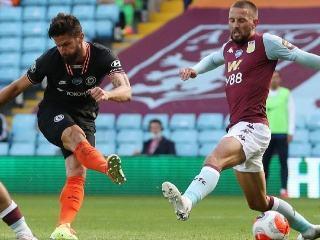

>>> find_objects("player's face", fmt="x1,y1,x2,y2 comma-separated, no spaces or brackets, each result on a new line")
270,72,281,89
53,34,83,64
228,7,257,44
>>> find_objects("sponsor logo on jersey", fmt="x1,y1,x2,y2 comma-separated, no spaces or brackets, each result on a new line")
58,80,67,85
282,39,296,50
30,62,36,73
227,47,233,53
235,49,243,58
54,114,64,122
246,40,255,53
85,76,96,86
66,91,88,97
111,60,121,67
72,77,83,85
227,60,243,72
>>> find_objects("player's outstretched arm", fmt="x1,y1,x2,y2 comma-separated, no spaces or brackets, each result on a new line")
0,75,32,107
180,50,225,81
89,72,132,102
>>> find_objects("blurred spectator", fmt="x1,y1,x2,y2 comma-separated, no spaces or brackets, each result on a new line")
0,113,8,142
263,71,295,198
142,119,176,155
0,0,20,6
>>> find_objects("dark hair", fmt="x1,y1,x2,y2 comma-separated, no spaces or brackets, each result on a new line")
232,1,258,17
48,13,82,38
149,119,163,130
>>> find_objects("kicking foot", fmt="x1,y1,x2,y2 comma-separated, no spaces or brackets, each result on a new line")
297,225,320,240
50,224,78,240
162,181,191,221
105,154,126,185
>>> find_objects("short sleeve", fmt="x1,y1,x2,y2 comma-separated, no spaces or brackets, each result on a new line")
26,53,47,84
263,33,299,61
102,49,124,75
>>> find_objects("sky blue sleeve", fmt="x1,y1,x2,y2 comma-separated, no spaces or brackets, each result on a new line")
263,33,320,70
192,44,225,74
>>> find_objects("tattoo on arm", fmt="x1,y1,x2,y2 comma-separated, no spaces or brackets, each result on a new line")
110,72,130,88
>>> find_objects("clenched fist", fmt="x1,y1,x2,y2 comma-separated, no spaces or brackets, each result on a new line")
179,68,197,81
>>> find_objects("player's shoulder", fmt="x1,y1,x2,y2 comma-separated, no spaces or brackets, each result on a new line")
38,46,60,62
262,32,282,44
91,42,113,57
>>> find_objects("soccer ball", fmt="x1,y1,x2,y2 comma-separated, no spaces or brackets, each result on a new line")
253,211,290,240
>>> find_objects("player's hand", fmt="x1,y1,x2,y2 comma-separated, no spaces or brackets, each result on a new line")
88,87,109,102
287,135,293,143
179,68,197,81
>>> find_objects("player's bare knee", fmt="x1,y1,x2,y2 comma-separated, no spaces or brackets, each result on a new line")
61,125,86,150
66,164,86,178
248,201,269,212
204,154,222,171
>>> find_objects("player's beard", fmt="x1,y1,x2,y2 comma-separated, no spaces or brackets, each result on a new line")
62,45,82,65
231,29,252,44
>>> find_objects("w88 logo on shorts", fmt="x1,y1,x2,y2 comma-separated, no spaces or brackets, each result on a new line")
226,72,243,86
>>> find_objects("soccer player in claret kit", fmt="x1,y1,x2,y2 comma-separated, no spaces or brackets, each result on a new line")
161,1,320,239
0,13,131,239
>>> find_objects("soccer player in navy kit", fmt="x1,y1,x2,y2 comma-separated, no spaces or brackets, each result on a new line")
162,1,320,239
0,14,131,239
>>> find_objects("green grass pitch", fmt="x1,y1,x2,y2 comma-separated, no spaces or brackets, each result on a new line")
0,195,319,239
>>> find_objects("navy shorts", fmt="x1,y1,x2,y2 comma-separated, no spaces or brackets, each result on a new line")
37,106,96,159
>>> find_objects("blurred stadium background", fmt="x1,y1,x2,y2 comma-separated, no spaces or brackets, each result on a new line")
0,0,320,239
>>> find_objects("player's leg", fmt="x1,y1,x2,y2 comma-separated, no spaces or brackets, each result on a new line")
61,125,126,184
262,136,275,183
0,182,37,240
50,154,84,240
236,163,320,239
277,136,289,197
162,136,245,220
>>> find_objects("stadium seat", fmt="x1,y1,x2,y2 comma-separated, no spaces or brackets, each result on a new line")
0,53,20,68
47,38,56,49
307,113,320,130
117,129,143,144
47,6,72,20
23,22,47,36
0,37,22,52
292,129,309,143
199,143,216,156
12,129,37,143
23,37,47,52
296,114,306,129
81,20,96,40
72,5,95,20
117,143,142,156
48,0,72,5
0,22,22,37
116,113,142,129
197,113,224,130
9,143,35,156
95,130,116,143
143,130,171,141
0,68,20,84
198,130,224,144
170,129,197,144
311,144,320,157
36,143,60,156
96,4,120,23
309,130,320,145
142,113,169,130
289,143,311,157
96,143,116,155
21,0,48,6
12,114,36,132
0,7,22,21
96,113,116,130
170,113,196,130
74,0,96,4
175,143,198,156
95,20,113,39
23,6,46,21
21,52,41,69
0,143,9,155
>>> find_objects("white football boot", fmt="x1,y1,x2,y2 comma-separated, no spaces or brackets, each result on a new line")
162,182,192,221
16,233,38,240
297,225,320,240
